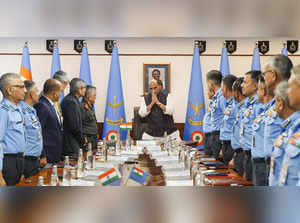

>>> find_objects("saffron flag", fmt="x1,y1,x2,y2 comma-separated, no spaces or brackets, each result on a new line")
98,168,121,186
183,45,206,147
251,47,261,71
102,46,127,141
20,43,32,80
220,47,230,76
129,167,152,185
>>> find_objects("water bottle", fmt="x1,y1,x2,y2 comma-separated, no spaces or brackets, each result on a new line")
37,176,44,186
86,143,93,170
125,130,131,150
50,165,58,186
116,133,121,155
62,156,71,185
77,149,84,178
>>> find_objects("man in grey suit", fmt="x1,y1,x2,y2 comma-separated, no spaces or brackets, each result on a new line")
61,78,87,156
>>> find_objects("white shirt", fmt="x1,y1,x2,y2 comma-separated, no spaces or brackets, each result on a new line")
138,94,174,118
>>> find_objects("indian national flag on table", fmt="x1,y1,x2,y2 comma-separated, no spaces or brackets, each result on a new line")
120,123,132,131
98,168,121,186
129,167,152,185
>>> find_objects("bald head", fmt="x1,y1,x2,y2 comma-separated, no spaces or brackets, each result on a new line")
43,79,62,102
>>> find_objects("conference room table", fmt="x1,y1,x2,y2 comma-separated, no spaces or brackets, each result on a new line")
16,142,252,187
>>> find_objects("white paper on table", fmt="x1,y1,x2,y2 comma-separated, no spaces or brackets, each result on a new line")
136,140,157,147
164,170,190,178
161,162,185,171
166,180,193,186
155,156,178,162
108,156,129,162
85,169,105,177
146,145,162,152
70,179,96,186
95,162,114,169
150,151,168,158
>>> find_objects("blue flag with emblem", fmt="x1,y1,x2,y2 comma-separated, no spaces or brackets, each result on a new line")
282,46,288,57
220,47,230,76
102,46,127,141
251,47,261,71
79,45,92,86
183,45,206,148
50,45,64,100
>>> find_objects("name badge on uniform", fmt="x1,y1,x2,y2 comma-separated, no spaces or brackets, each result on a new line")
270,157,275,175
240,122,245,135
280,164,289,185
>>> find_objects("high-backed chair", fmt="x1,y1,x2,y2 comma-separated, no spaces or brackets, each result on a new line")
132,106,148,140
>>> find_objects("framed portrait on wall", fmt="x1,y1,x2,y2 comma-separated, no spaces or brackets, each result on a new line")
143,63,170,95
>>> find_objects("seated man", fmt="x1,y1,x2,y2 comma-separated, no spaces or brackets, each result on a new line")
138,80,180,140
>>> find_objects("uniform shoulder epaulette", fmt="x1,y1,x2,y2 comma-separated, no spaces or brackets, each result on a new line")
0,103,10,111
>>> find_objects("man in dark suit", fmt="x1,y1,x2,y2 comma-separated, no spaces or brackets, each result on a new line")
34,79,63,164
61,78,87,156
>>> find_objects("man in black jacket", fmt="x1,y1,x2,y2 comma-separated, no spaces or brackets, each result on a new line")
61,78,87,156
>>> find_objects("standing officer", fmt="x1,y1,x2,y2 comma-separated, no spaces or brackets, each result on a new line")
81,85,99,149
206,70,226,160
269,81,300,186
219,74,237,165
251,75,272,186
263,55,293,177
0,73,26,186
240,70,261,181
230,78,246,176
203,88,214,156
19,80,44,178
278,64,300,186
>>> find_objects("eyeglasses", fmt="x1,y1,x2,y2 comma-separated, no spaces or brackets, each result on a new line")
262,70,274,76
149,87,157,90
11,85,25,89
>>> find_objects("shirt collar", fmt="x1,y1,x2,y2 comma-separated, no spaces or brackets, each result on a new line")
286,111,300,127
19,101,35,113
3,98,18,110
248,94,258,105
44,96,55,106
226,96,234,105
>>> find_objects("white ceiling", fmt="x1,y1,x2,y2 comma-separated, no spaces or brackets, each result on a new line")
0,0,299,38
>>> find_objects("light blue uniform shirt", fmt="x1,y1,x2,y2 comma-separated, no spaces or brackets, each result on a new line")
240,95,259,151
231,99,246,150
0,99,26,171
220,97,235,141
264,99,283,158
203,100,212,133
269,111,300,186
251,102,269,158
210,88,226,132
19,101,43,157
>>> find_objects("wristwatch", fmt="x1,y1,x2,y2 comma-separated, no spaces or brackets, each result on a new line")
157,102,162,106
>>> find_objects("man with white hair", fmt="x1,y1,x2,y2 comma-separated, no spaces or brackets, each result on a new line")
0,73,26,186
61,78,87,156
268,81,300,186
263,55,293,175
138,79,179,139
278,64,300,186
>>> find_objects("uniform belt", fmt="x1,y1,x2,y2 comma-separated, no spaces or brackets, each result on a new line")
221,140,231,145
24,156,39,161
4,153,25,158
252,157,265,163
235,148,243,153
211,131,220,136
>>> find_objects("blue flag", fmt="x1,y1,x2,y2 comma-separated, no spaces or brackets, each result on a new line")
50,45,64,99
183,46,206,148
102,47,127,141
251,47,261,71
129,167,152,185
50,46,61,77
282,47,288,57
20,44,33,80
79,46,92,86
220,47,230,76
